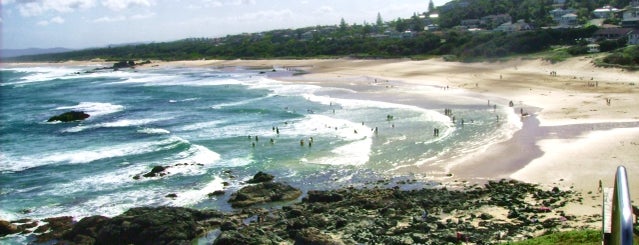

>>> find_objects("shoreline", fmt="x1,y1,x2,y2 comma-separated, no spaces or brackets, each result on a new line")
3,57,639,221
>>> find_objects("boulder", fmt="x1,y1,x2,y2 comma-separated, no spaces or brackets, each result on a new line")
94,207,222,245
62,215,110,242
305,190,344,203
294,227,343,245
247,171,274,183
0,219,20,237
48,111,90,122
229,182,301,208
143,165,168,178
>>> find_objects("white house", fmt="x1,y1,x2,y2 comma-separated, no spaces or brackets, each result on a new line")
560,13,579,27
593,6,620,19
622,6,639,27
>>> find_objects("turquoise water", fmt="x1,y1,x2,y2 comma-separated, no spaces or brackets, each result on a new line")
0,65,520,242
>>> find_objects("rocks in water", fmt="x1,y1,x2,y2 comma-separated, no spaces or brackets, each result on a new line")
34,216,74,243
143,165,168,178
229,182,302,208
0,220,20,237
247,171,274,183
47,111,90,122
208,190,225,197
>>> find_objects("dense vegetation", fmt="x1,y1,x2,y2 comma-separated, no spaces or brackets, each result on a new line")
508,229,639,245
5,0,635,68
9,26,599,62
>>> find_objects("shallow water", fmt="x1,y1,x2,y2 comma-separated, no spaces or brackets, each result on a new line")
0,65,521,243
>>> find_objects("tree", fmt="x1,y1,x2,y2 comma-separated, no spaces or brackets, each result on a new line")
376,12,384,26
339,17,348,31
428,0,435,13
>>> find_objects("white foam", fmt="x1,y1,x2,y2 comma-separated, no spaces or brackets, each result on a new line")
0,136,186,172
211,94,275,109
175,144,221,166
169,177,225,206
1,66,84,85
55,102,124,117
63,118,169,133
137,128,171,134
178,120,225,131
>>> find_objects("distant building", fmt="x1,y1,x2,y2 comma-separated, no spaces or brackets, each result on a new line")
628,29,639,44
550,8,576,22
494,20,534,32
559,13,579,27
481,14,512,29
460,19,480,28
621,5,639,27
593,6,620,19
587,43,600,53
425,24,440,31
592,28,634,40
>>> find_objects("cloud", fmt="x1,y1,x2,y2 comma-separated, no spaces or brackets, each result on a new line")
130,12,155,19
17,0,96,17
233,9,293,22
92,15,126,22
37,16,66,26
314,6,334,15
101,0,153,11
230,0,255,5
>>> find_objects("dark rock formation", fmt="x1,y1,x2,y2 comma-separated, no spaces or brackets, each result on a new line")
247,171,274,183
143,165,168,178
229,182,301,208
0,219,20,237
48,111,90,122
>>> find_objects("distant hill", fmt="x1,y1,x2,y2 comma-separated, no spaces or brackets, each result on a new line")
1,48,74,59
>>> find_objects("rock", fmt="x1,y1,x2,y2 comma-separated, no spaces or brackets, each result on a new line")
166,193,178,198
208,190,225,197
229,182,301,208
305,190,344,203
143,165,168,178
35,216,74,243
63,215,110,242
48,111,90,122
94,207,221,245
0,219,20,237
247,171,274,183
294,227,342,245
480,213,494,220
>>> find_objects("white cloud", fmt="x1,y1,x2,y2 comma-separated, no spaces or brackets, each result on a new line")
314,6,334,15
93,15,126,22
36,16,66,26
130,12,155,19
0,17,3,23
229,0,255,5
101,0,153,11
233,9,293,22
2,0,15,5
17,0,96,17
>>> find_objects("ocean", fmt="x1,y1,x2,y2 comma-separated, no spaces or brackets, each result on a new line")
0,65,521,243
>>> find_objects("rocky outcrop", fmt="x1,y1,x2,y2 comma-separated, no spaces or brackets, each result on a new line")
47,111,90,122
228,182,302,208
0,220,20,237
56,207,224,245
247,171,274,183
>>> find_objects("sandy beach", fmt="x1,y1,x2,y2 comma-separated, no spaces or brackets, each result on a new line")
144,57,639,220
4,57,638,226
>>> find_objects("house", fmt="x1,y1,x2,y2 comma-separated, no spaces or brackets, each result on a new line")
587,43,600,53
627,29,639,44
425,24,440,31
481,14,512,29
559,13,579,27
550,8,577,22
592,28,633,40
494,20,533,32
593,6,620,19
621,5,639,27
460,19,480,28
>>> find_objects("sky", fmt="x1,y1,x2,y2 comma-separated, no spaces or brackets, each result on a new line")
1,0,451,49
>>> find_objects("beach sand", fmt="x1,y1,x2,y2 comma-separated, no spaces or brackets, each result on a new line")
6,57,638,226
147,57,639,222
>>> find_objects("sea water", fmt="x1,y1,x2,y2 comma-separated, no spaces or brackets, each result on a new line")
0,65,521,242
